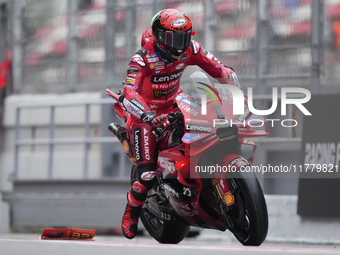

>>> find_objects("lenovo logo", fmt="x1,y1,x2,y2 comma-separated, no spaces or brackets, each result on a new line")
151,69,184,84
186,123,212,133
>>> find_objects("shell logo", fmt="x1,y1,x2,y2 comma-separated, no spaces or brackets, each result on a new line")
123,140,129,152
225,192,235,206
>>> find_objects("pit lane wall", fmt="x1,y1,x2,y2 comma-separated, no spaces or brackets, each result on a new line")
0,193,9,233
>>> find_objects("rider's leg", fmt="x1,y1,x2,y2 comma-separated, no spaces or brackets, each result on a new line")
122,123,157,239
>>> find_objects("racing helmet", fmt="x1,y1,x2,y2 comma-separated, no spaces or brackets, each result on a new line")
151,9,194,61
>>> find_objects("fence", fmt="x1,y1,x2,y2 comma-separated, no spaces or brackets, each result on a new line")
11,97,134,180
9,0,340,95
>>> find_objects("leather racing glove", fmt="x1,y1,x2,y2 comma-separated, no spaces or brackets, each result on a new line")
141,111,170,129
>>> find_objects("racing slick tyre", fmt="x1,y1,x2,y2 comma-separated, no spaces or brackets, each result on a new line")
225,170,268,246
140,209,190,244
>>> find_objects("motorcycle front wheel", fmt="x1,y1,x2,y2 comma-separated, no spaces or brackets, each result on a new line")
224,171,268,246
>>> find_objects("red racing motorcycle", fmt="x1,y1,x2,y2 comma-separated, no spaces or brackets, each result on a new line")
106,71,269,246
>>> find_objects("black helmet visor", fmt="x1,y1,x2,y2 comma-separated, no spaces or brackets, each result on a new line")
158,30,192,49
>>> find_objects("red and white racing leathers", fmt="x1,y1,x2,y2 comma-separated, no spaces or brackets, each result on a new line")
120,40,239,207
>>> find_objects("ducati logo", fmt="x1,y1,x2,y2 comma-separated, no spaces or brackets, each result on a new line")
154,90,162,99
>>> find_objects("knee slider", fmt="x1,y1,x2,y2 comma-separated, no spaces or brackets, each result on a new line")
136,163,157,189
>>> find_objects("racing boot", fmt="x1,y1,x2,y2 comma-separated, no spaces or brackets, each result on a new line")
121,203,142,239
122,165,156,239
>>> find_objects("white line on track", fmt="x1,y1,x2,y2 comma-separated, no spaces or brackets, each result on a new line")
1,238,340,255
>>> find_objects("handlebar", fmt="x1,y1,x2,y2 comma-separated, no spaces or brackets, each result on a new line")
152,109,183,142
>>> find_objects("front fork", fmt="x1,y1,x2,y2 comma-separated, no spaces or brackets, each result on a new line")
213,138,257,211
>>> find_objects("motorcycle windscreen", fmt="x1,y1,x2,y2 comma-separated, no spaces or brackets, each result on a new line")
179,71,267,181
178,71,222,181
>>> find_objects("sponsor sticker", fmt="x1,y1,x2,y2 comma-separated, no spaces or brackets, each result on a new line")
155,65,164,70
159,158,176,173
134,128,143,162
227,156,248,169
127,72,137,78
123,140,129,152
147,57,159,63
152,84,168,89
182,133,205,142
153,85,178,99
153,90,162,99
124,98,143,117
146,54,157,58
128,66,139,72
131,97,146,111
151,99,166,103
155,61,165,66
225,192,235,206
200,134,217,143
176,63,185,69
176,95,201,110
143,128,150,160
235,107,251,123
151,69,183,84
207,52,214,59
125,78,135,84
186,123,212,133
178,103,199,116
124,84,132,88
172,19,187,27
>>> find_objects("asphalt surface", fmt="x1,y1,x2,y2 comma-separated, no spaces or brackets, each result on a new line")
1,234,340,255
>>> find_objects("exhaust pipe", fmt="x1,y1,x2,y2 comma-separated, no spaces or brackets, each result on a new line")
108,123,120,136
108,123,127,142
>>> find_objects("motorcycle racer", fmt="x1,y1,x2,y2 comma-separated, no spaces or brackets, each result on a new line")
120,8,240,239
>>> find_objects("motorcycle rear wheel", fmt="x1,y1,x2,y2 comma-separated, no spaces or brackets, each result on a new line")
131,165,190,244
225,171,268,246
140,208,190,244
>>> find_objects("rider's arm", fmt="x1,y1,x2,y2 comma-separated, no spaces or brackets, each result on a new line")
120,49,169,126
188,40,240,87
121,49,153,120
